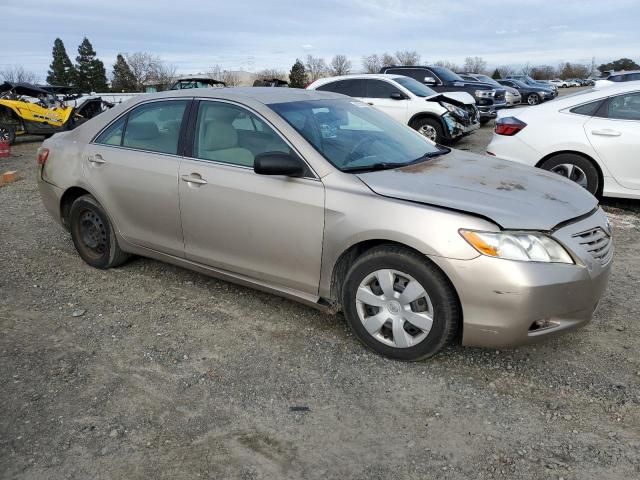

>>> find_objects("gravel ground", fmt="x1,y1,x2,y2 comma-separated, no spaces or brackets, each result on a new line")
1,92,639,479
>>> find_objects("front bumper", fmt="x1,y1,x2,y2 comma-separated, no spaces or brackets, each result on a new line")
504,93,521,106
443,112,480,140
430,208,612,349
478,105,497,120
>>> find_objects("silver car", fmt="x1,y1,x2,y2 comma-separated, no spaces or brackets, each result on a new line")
37,88,612,361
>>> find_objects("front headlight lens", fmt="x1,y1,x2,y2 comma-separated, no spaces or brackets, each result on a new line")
459,230,574,263
441,102,466,117
475,89,495,98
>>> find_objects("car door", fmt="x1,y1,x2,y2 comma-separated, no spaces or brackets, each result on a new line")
178,100,325,295
361,79,408,123
585,91,640,190
83,99,190,257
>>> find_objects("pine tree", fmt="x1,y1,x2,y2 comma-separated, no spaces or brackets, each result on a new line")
46,38,76,86
75,37,108,93
289,59,307,88
491,68,501,80
111,54,138,92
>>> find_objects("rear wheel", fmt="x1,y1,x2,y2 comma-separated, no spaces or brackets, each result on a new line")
341,245,459,361
0,125,16,145
527,93,541,105
539,153,600,196
69,195,129,269
410,117,444,144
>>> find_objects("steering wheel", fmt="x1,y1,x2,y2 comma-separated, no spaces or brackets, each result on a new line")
344,136,374,166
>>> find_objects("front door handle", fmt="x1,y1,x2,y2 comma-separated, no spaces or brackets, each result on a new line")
592,129,621,137
88,154,106,164
181,173,208,185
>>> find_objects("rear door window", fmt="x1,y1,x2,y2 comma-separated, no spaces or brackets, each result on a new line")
570,100,603,116
364,80,402,99
122,100,189,154
316,79,365,97
607,92,640,121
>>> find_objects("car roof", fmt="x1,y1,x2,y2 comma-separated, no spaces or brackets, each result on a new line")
608,70,640,76
592,80,640,92
131,86,345,105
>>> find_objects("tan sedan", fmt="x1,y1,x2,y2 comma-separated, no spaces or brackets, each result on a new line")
37,88,612,360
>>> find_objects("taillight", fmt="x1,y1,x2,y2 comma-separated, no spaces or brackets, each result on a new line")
37,148,49,166
495,117,527,136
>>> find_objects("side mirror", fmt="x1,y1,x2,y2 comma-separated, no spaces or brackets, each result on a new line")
423,76,436,85
254,152,305,177
390,92,405,100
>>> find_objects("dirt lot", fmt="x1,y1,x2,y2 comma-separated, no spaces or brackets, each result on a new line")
1,92,639,479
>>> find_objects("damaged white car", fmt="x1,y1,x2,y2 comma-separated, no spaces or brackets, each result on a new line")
307,74,480,144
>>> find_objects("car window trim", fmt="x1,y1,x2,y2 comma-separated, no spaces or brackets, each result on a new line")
185,98,320,181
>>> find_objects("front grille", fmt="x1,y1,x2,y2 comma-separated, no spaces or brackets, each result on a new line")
572,227,612,264
494,90,506,101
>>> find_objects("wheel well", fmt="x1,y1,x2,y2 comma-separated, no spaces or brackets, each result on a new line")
60,187,91,229
536,150,604,197
329,240,462,327
0,105,22,128
408,112,444,130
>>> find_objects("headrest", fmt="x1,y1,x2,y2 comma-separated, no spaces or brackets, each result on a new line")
127,121,159,140
203,121,238,150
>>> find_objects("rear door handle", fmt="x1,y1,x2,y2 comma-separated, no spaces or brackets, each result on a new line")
592,129,621,137
181,173,208,185
88,154,106,164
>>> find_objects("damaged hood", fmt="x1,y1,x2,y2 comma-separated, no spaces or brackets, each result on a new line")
426,91,475,105
356,150,598,231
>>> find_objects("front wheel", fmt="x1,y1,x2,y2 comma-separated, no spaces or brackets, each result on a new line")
410,117,444,144
539,153,600,196
341,245,459,361
527,93,541,105
69,195,129,269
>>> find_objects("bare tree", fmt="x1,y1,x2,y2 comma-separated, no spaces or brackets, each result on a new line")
463,56,487,74
330,55,352,76
209,64,242,86
496,65,516,78
254,68,287,81
381,52,396,68
530,65,556,80
433,60,460,72
305,55,328,82
362,54,381,74
520,62,533,76
125,52,159,90
395,50,420,66
0,65,38,84
150,62,177,91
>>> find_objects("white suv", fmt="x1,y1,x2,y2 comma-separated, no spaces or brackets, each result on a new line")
307,74,479,144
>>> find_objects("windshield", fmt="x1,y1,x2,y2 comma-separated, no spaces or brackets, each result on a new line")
475,74,501,87
430,67,464,82
394,77,437,97
269,98,442,172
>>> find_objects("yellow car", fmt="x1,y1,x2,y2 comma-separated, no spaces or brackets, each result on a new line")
0,82,106,144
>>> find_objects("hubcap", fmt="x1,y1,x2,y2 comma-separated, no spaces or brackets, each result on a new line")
355,269,434,349
550,163,589,189
0,128,9,142
418,124,437,141
528,95,539,105
79,209,108,257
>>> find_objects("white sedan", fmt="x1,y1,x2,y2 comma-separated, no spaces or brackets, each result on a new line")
487,81,640,199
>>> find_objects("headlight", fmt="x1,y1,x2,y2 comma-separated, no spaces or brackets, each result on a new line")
441,102,466,117
475,90,495,99
539,91,548,96
459,230,574,263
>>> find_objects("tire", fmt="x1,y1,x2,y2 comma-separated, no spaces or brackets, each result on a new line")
341,245,459,361
527,93,540,105
410,117,444,144
539,153,600,197
0,125,16,145
69,195,129,269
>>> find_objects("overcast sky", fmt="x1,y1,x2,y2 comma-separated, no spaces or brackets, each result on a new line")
2,0,639,79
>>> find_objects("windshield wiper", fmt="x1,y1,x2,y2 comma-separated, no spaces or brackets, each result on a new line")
341,162,403,173
408,147,451,165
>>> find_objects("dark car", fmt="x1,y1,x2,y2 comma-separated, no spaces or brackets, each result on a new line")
604,70,640,82
380,65,503,124
496,79,554,105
